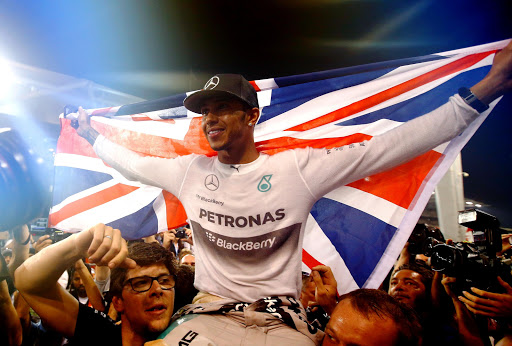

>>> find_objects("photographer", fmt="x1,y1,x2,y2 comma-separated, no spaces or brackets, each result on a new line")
161,227,192,259
459,277,512,320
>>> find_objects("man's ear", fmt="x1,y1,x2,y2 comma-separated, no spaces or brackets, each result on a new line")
247,107,260,126
112,295,125,313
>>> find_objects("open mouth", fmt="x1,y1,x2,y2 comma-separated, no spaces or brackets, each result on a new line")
208,128,224,137
146,304,167,313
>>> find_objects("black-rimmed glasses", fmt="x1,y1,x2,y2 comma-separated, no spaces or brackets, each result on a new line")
124,274,175,293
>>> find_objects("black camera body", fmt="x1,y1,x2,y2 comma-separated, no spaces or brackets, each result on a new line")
429,209,511,295
31,227,71,244
407,223,445,256
175,227,188,239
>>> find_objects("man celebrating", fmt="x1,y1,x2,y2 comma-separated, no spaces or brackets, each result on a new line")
15,224,178,346
74,42,512,344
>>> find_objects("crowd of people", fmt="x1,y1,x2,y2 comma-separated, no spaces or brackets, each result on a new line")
1,39,511,346
1,220,512,345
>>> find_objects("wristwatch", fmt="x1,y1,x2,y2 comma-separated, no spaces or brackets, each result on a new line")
458,87,489,113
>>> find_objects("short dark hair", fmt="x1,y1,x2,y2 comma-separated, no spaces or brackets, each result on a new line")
1,249,12,257
338,289,422,346
394,263,433,289
110,242,177,297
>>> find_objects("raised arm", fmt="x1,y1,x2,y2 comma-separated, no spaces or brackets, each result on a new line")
76,106,100,146
0,280,22,346
14,224,135,337
470,40,512,105
74,259,106,312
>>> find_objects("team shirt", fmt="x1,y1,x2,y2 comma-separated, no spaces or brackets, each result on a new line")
95,95,478,302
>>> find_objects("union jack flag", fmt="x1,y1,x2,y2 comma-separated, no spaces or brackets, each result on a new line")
50,39,509,294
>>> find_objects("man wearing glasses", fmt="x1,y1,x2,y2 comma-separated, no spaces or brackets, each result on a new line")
15,223,179,346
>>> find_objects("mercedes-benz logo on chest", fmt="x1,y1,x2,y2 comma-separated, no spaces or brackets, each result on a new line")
204,174,219,191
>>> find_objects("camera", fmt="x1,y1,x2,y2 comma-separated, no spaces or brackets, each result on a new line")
175,227,188,239
407,223,445,256
31,227,71,244
429,209,512,295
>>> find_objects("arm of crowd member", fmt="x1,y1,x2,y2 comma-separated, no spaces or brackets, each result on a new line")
394,242,412,271
470,40,512,105
14,224,135,338
309,265,338,316
183,227,194,246
144,235,159,244
13,291,31,339
94,264,110,294
442,276,485,346
0,280,22,346
8,224,30,280
498,234,512,257
430,271,447,311
458,276,512,319
162,230,176,250
74,259,106,312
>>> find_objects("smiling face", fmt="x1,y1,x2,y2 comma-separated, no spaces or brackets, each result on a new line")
200,96,259,163
113,263,175,338
388,269,427,309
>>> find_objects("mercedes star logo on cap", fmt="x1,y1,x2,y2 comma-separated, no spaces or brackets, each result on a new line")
204,76,220,90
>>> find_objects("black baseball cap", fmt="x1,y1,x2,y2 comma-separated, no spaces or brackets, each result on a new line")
183,74,259,114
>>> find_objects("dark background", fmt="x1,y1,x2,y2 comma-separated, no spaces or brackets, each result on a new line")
0,0,511,226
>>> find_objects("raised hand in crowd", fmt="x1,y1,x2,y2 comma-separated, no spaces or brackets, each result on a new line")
161,229,176,250
459,276,512,319
33,234,52,253
8,224,30,280
308,265,338,315
0,275,22,345
74,259,105,311
498,234,512,257
15,223,135,338
442,275,485,346
183,227,193,246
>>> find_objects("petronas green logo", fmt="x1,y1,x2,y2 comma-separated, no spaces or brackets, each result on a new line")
258,175,272,192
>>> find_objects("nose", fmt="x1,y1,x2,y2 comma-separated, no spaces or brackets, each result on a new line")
202,111,219,126
148,279,164,296
392,281,405,292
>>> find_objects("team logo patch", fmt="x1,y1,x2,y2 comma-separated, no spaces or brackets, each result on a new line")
204,174,219,191
258,175,272,192
204,76,219,90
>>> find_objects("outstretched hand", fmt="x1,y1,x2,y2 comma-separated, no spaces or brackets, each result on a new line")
75,107,100,145
73,223,136,269
472,40,512,104
458,276,512,319
310,265,338,315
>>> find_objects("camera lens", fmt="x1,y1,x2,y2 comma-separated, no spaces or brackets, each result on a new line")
430,244,462,274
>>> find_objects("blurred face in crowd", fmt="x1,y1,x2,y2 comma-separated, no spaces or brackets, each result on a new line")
388,269,427,309
113,263,175,336
72,271,87,298
322,299,399,345
181,254,195,267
